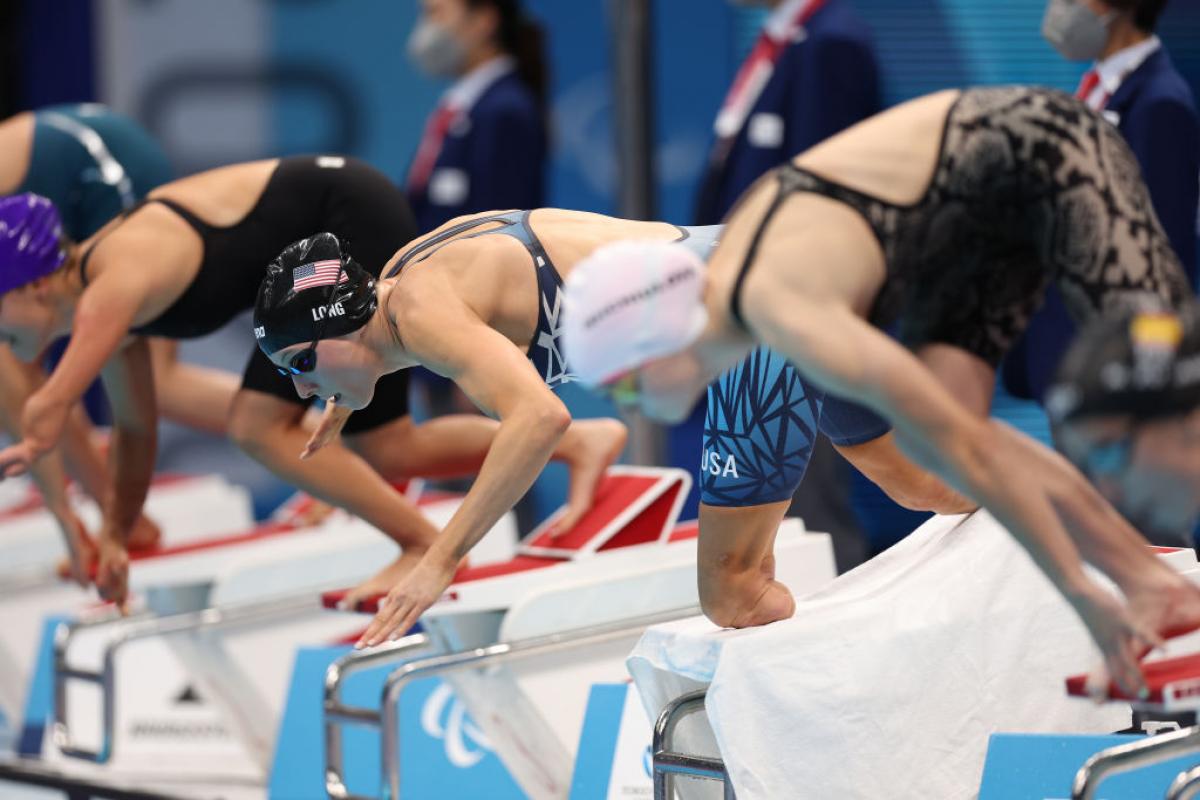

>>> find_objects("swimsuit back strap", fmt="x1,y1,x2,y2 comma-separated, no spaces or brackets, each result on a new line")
385,211,527,279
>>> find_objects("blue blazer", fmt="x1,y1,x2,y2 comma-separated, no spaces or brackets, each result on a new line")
408,72,546,234
1003,47,1200,402
693,0,881,224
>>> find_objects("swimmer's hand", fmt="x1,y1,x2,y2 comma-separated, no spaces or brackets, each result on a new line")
355,552,457,648
0,439,40,479
1074,582,1159,702
339,550,424,611
95,533,131,614
0,393,70,479
300,400,352,460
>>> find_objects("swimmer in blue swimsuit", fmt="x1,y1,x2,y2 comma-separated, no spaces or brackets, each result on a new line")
253,208,964,647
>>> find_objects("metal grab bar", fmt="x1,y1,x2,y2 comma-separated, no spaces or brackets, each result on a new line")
1168,764,1200,800
52,592,320,763
1072,725,1200,799
323,634,432,800
652,690,734,800
378,604,701,800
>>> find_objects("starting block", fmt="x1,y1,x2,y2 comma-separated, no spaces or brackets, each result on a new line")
632,511,1186,800
1067,653,1200,713
310,467,838,800
38,482,516,797
0,475,255,745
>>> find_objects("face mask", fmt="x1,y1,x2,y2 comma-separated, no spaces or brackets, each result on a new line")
406,18,468,78
1042,0,1116,62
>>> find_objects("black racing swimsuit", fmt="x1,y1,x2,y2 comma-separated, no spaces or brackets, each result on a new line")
385,211,721,387
730,86,1191,367
79,155,418,433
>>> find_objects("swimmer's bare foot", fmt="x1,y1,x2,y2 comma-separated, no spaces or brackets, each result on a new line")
127,514,162,552
340,550,425,611
56,513,159,583
551,418,627,537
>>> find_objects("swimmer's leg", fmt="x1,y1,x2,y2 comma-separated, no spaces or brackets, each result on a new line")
149,339,239,436
348,414,628,535
227,388,438,553
698,500,796,628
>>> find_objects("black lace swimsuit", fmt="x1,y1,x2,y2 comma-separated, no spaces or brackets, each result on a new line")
730,86,1190,366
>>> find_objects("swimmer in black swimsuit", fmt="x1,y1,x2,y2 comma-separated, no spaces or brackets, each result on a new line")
0,158,623,609
561,86,1200,695
251,207,969,647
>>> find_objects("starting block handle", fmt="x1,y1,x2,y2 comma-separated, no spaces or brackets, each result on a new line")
322,634,432,800
1168,764,1200,800
1072,724,1200,800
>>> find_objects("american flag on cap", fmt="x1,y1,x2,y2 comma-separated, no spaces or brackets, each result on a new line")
292,259,348,291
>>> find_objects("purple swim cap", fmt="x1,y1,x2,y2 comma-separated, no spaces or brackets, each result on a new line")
0,194,67,296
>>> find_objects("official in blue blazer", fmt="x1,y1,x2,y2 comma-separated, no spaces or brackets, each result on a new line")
405,0,547,235
694,0,881,226
1006,0,1200,402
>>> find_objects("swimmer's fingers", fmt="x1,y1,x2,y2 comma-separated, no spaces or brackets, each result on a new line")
357,596,419,649
0,440,36,479
95,539,131,615
300,401,352,460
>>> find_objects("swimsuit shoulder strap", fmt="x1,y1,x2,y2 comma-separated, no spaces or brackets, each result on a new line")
77,197,210,287
729,170,794,331
139,197,212,237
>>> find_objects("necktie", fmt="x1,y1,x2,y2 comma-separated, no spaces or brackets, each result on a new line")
407,104,457,192
1075,69,1107,110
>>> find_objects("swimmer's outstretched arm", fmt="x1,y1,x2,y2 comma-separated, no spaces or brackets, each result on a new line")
92,337,158,610
743,289,1158,694
0,347,90,582
0,249,151,475
833,432,976,515
355,290,572,647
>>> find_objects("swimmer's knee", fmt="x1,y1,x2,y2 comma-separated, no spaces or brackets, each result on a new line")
343,416,414,469
227,392,305,452
700,563,794,629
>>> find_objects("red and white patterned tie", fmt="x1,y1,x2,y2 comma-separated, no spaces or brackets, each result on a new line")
406,104,456,192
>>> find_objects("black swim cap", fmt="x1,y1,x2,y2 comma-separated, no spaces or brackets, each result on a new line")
254,232,378,355
1047,304,1200,425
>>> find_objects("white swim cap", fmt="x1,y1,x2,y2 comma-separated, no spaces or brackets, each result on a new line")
563,239,709,387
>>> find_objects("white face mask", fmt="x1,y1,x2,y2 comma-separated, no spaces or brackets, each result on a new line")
406,18,468,78
1042,0,1117,62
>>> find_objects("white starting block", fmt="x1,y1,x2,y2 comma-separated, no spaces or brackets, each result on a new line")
630,511,1197,800
44,483,516,794
0,475,255,746
0,474,253,584
316,467,839,800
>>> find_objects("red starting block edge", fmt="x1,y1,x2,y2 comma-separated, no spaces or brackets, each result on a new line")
321,467,697,614
519,466,691,558
1066,652,1200,712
